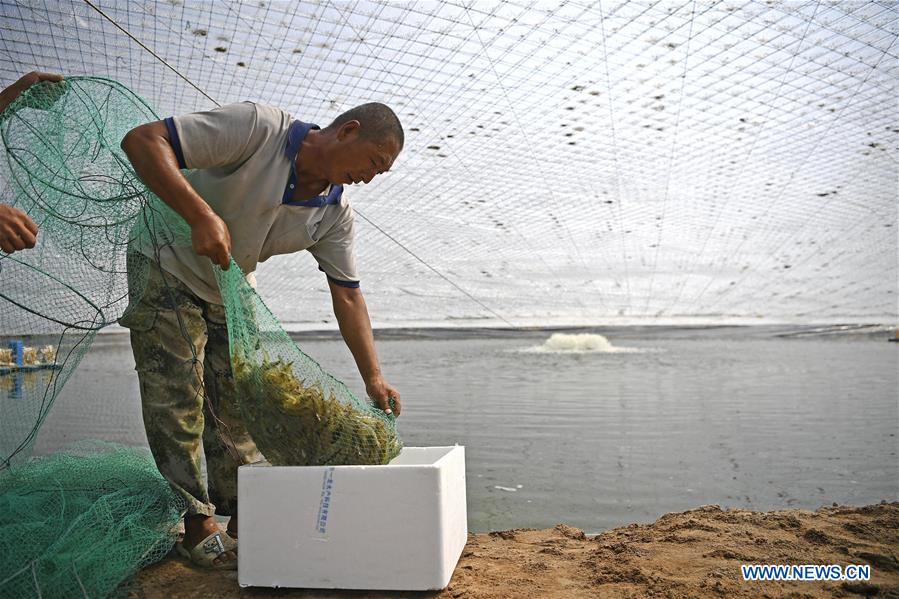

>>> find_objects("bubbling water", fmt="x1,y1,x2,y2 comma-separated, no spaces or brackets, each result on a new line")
527,333,645,353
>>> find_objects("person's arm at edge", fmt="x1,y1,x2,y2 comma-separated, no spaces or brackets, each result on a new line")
120,121,231,268
0,72,64,252
328,279,402,416
0,204,38,253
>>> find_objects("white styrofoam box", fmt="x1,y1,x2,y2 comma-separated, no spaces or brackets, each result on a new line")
238,445,467,591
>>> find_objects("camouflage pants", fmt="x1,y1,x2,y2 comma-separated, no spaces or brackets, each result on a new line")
119,252,262,516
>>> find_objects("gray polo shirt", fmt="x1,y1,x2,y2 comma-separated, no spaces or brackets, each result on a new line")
137,101,359,304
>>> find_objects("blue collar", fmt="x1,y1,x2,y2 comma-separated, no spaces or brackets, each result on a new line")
283,120,344,207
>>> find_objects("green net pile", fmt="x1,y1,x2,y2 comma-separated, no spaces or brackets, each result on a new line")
1,76,401,596
0,441,184,598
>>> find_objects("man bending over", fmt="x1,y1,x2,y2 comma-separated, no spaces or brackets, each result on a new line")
120,100,403,569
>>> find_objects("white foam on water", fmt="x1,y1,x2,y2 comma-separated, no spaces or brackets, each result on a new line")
522,333,646,354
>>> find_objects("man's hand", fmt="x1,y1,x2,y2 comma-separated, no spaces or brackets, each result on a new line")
190,211,231,269
366,375,402,417
328,282,397,416
0,71,64,114
0,204,38,253
13,71,64,90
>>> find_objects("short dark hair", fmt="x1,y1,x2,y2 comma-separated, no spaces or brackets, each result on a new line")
325,102,404,150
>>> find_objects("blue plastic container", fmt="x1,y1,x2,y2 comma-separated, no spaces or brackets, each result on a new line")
8,340,24,366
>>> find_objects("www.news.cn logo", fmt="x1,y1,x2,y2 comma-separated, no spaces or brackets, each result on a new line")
742,564,871,581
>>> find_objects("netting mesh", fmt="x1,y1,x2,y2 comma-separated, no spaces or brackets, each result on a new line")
0,77,160,464
4,0,893,326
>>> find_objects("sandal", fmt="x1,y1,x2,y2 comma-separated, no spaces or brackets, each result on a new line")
175,530,238,570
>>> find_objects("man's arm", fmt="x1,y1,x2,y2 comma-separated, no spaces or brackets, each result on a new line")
328,280,402,416
121,121,231,268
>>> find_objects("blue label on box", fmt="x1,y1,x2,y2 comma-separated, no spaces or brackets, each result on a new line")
315,467,335,536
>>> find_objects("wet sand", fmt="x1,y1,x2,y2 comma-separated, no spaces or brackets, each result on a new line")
130,501,898,598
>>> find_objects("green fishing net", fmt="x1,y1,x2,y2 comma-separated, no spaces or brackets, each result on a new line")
1,77,154,465
0,76,190,599
217,260,402,466
0,441,184,598
1,76,400,596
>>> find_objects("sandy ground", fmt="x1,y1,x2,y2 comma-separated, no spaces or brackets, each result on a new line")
130,501,899,598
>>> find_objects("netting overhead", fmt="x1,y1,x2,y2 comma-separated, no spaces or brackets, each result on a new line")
1,1,896,326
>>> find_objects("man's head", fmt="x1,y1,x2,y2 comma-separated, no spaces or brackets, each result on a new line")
318,102,403,186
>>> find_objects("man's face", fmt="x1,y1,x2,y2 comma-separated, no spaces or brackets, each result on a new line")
326,122,401,186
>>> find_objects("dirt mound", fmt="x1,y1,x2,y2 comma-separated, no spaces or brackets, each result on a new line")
130,502,899,598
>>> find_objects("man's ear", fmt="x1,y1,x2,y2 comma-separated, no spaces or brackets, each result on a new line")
337,119,361,141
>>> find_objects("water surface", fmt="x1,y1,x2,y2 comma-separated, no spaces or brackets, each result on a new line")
32,326,899,533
